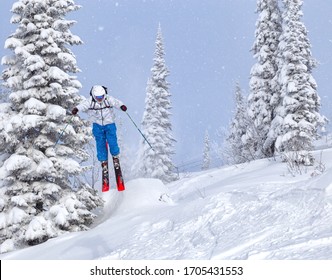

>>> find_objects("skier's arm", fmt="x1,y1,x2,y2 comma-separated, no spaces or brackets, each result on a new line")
108,96,127,111
72,98,91,115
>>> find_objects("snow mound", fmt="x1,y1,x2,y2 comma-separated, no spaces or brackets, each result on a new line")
95,178,174,224
117,178,174,213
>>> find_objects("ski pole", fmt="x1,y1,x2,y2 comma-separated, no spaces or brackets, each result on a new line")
53,115,74,148
125,111,154,150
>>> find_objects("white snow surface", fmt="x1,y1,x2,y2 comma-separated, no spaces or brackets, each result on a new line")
2,148,332,260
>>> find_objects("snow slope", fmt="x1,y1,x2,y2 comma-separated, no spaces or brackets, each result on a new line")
1,149,332,260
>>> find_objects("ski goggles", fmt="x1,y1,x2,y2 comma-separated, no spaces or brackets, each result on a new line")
94,95,105,102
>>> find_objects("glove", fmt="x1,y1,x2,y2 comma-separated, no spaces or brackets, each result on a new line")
120,105,127,112
72,107,78,115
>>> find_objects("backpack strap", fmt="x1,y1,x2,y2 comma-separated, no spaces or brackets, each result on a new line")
104,98,111,108
89,99,96,109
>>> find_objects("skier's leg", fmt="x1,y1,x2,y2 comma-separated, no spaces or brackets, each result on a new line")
92,123,108,162
105,123,120,157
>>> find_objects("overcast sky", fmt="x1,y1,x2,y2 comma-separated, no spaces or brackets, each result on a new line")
1,0,332,168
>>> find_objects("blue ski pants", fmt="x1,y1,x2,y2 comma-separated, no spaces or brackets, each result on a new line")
92,123,120,162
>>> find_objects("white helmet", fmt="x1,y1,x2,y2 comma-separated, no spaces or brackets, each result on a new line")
91,85,107,102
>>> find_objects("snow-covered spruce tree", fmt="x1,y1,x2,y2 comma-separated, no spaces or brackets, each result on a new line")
271,0,326,164
202,130,211,170
133,25,177,183
226,83,255,164
0,0,103,253
247,0,282,159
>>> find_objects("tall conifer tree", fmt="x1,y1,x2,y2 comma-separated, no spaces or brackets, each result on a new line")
271,0,326,159
247,0,282,158
133,25,177,183
226,83,254,164
0,0,103,253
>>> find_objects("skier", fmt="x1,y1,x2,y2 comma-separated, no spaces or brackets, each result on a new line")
72,85,127,173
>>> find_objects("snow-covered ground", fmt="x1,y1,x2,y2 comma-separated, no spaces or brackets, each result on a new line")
1,148,332,260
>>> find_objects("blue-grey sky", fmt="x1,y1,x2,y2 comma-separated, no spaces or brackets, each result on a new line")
1,0,332,169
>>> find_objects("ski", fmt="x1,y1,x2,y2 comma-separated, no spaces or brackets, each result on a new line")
112,156,125,191
101,161,110,192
